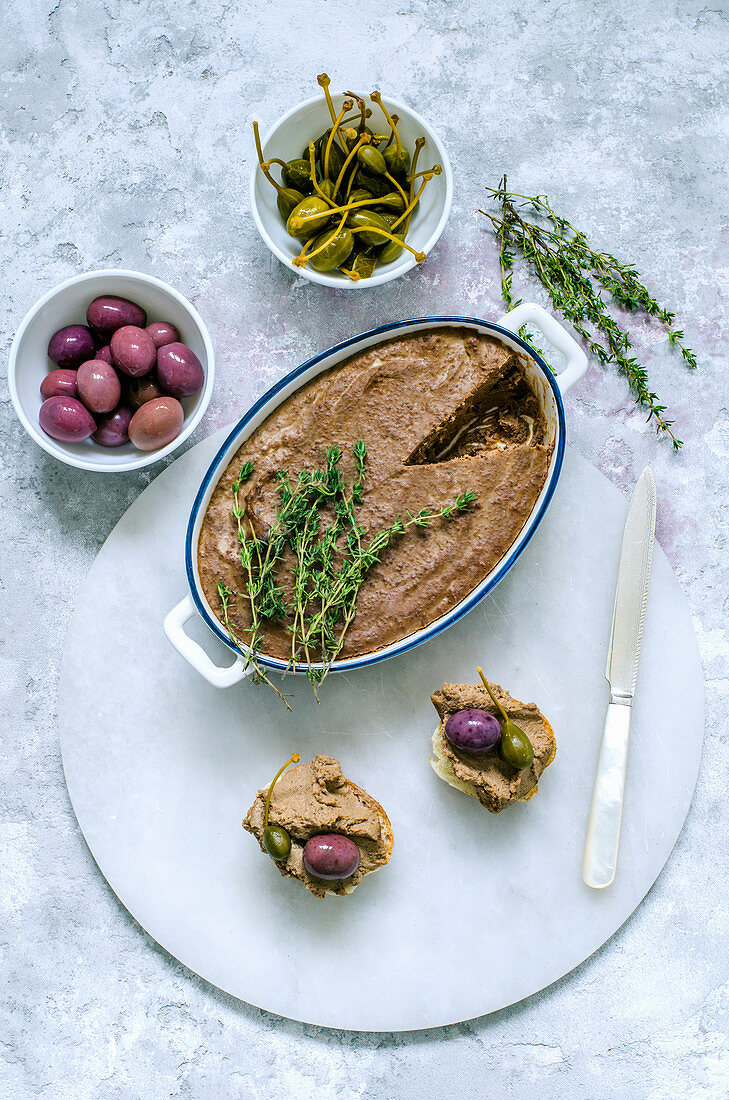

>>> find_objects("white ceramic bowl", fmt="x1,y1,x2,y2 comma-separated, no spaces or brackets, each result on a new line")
249,92,453,289
8,269,215,472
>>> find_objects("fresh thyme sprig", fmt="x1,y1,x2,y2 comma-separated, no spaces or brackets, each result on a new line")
216,580,293,710
298,488,477,684
481,176,697,449
216,444,476,705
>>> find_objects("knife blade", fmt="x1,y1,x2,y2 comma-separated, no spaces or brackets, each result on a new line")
583,467,657,889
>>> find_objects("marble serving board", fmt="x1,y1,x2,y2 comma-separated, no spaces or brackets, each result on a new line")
58,429,704,1032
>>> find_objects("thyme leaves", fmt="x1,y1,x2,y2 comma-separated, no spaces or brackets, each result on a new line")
217,444,475,705
482,177,697,449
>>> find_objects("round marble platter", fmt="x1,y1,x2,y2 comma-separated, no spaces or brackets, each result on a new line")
59,429,704,1032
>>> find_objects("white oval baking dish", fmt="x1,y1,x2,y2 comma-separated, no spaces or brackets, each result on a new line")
164,303,587,687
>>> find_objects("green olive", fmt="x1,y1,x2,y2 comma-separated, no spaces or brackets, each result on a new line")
374,192,406,212
286,196,331,240
377,237,404,264
498,720,535,771
276,187,303,219
309,227,355,271
263,823,292,861
384,145,411,176
356,145,387,176
346,209,391,246
282,158,313,193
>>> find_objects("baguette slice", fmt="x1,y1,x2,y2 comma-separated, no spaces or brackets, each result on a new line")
430,680,556,813
244,754,393,899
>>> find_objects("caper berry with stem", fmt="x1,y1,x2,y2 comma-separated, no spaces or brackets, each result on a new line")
277,188,304,219
384,144,411,177
263,823,292,861
309,227,355,271
317,72,338,125
354,170,391,198
356,144,387,176
371,91,411,176
282,158,313,193
374,191,406,211
345,208,392,246
252,122,305,219
377,236,404,264
499,723,535,771
318,178,336,201
476,667,535,771
259,752,301,861
321,98,353,180
312,131,346,178
344,89,370,137
287,195,331,239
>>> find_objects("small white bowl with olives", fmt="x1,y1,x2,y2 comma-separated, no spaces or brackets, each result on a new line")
9,269,215,472
249,81,453,289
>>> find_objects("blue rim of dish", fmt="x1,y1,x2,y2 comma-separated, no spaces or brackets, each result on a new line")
185,316,567,672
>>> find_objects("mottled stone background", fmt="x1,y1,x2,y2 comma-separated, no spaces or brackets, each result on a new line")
1,0,728,1096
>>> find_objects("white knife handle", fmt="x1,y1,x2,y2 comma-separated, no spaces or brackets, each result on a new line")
582,702,633,889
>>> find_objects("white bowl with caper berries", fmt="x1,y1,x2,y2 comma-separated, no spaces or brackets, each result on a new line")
249,84,453,289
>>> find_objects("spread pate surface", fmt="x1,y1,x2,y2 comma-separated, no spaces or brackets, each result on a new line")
198,328,553,660
431,681,556,813
243,754,392,898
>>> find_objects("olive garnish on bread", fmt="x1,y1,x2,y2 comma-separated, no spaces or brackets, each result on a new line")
244,754,393,898
260,752,300,860
476,667,534,769
430,669,556,813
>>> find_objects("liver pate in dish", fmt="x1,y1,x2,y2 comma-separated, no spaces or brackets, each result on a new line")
197,327,553,660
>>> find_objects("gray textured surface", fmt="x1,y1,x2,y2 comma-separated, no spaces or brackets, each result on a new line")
1,1,727,1096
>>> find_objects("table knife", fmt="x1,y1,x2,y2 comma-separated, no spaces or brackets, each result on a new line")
583,467,657,889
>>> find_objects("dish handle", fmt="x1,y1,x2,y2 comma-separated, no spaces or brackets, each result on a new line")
164,594,251,688
498,302,588,396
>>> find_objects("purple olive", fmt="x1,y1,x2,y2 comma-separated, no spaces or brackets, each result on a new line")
86,295,147,336
444,709,501,754
47,324,96,370
110,325,157,378
93,406,133,447
302,834,360,880
39,396,96,442
40,368,78,400
146,321,179,349
76,359,121,414
156,342,204,398
128,396,184,450
95,344,113,365
127,373,163,409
